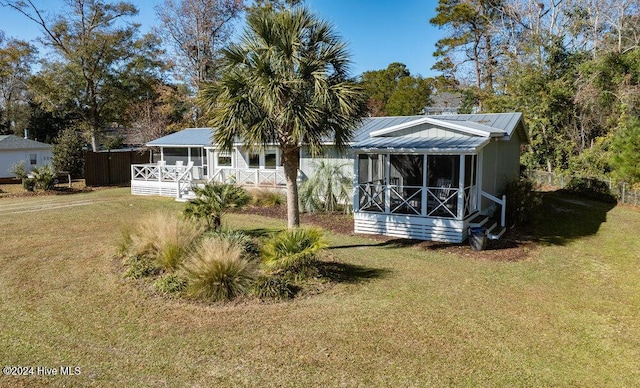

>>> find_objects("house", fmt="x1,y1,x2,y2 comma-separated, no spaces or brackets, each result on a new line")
0,135,54,179
131,112,528,243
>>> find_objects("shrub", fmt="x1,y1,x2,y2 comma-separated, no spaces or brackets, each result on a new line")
564,177,617,203
252,275,296,300
52,126,85,177
123,255,161,279
10,162,56,191
250,189,285,207
503,177,542,227
154,273,188,295
183,237,255,301
205,229,259,259
184,183,251,230
299,161,353,213
116,227,133,256
128,212,205,272
261,228,328,273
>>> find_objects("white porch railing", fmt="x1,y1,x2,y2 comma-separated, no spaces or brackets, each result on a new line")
131,163,204,183
208,168,286,187
357,181,481,220
480,191,506,227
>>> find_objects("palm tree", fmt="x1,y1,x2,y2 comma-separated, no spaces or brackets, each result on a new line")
199,6,367,229
299,160,353,213
183,183,251,230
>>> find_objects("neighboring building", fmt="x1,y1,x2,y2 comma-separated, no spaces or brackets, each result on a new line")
131,112,528,242
0,135,54,178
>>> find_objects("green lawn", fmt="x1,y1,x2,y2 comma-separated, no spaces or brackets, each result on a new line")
1,188,639,387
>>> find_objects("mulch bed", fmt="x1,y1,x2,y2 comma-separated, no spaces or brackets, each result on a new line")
236,206,536,262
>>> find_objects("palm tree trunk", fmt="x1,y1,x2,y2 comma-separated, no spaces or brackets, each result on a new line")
282,147,300,229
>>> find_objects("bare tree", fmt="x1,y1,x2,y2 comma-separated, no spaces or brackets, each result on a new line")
155,0,244,88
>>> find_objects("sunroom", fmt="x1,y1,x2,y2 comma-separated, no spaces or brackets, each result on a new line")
350,113,526,243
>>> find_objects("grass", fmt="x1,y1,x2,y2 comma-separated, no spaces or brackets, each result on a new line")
1,187,639,386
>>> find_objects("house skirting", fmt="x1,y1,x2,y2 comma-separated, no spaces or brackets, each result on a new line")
131,180,179,197
354,212,469,243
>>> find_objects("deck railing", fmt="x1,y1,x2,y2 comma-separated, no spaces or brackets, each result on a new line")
208,168,286,187
131,163,204,183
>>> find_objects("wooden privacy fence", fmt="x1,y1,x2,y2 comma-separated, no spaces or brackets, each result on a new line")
85,150,151,186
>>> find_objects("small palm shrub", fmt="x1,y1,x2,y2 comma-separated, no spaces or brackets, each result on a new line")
250,189,285,207
154,273,188,295
299,161,353,213
128,212,205,272
252,275,296,300
10,162,57,191
183,237,255,301
184,183,251,230
261,228,328,273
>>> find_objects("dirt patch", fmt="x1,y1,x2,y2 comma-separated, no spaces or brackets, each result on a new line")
236,206,536,262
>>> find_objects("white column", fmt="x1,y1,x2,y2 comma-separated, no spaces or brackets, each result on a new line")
384,153,391,214
353,154,359,212
421,154,428,216
457,154,465,220
476,150,484,212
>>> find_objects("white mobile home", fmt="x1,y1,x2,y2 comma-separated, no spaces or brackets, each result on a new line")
131,112,527,242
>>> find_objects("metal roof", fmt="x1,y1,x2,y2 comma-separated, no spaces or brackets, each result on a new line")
353,116,424,142
145,112,527,148
353,136,490,154
0,135,53,150
430,112,525,140
146,128,213,147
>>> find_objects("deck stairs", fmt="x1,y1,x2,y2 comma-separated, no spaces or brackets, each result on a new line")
469,214,506,240
175,179,207,202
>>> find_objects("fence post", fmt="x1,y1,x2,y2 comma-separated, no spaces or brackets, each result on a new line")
622,182,626,203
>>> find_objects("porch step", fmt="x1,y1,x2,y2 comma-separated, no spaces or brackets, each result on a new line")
469,214,488,227
469,215,505,241
488,226,506,240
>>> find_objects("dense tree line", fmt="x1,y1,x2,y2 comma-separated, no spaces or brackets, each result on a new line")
0,0,637,184
430,0,640,183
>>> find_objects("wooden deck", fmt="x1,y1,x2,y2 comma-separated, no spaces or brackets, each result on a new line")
130,164,286,199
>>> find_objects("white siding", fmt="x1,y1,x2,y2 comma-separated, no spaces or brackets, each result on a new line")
0,149,54,178
299,146,353,179
479,134,522,212
383,123,467,138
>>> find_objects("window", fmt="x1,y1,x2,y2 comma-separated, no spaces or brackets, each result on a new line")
265,152,277,169
248,153,260,168
217,152,232,167
29,154,37,165
163,148,188,165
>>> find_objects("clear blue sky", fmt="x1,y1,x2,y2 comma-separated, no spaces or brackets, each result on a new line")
0,0,443,77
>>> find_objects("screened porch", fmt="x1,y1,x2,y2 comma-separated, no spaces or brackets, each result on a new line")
355,153,478,221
